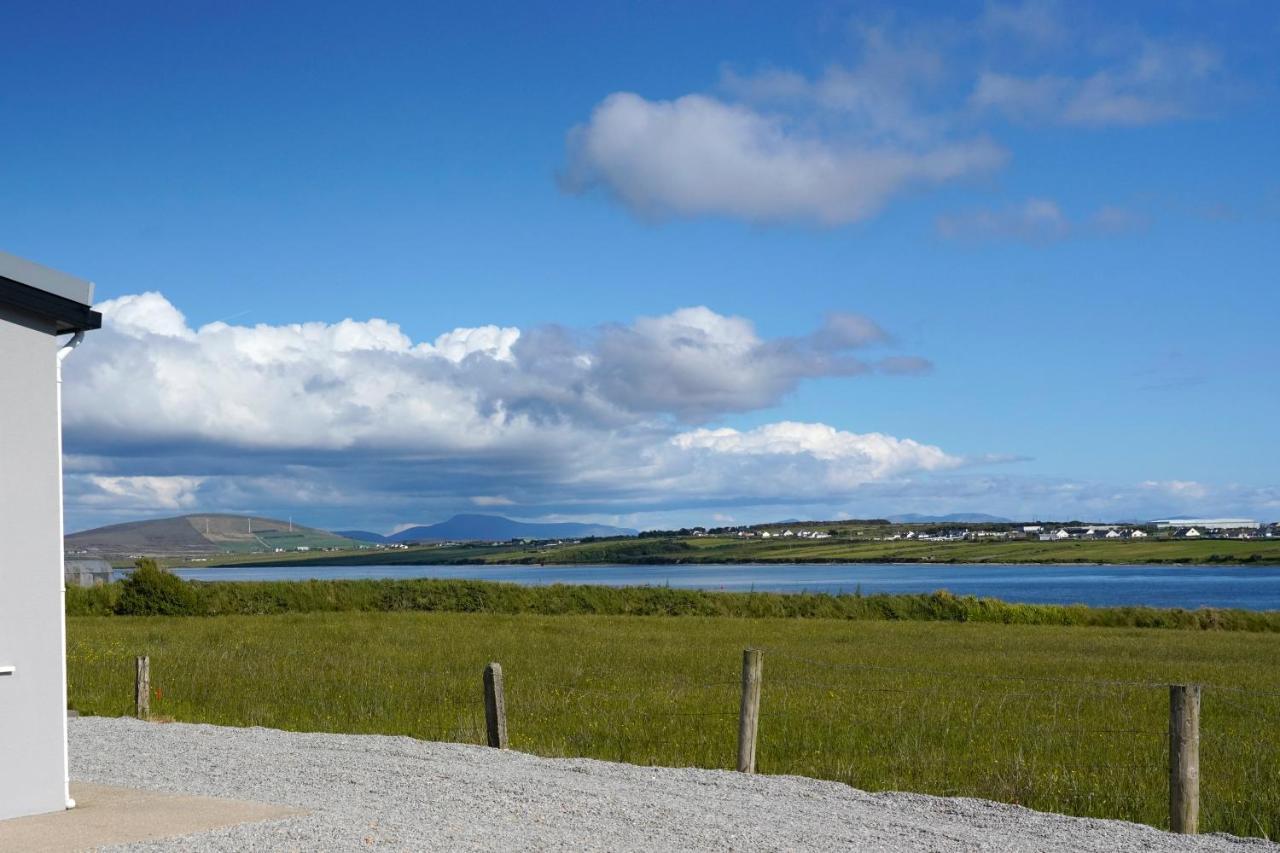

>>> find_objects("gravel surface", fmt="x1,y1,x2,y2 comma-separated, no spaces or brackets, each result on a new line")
71,717,1276,852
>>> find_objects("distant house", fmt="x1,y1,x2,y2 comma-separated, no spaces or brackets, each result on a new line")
1105,529,1122,538
1131,529,1148,538
760,531,772,538
1053,529,1071,540
1183,528,1202,538
782,529,795,537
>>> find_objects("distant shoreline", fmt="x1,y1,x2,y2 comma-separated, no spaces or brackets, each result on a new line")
218,557,1280,569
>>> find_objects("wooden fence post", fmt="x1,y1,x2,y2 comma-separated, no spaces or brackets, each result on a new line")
737,648,763,773
134,655,150,720
1169,683,1200,834
484,662,508,749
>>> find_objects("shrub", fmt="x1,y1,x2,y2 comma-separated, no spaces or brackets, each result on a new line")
115,558,199,616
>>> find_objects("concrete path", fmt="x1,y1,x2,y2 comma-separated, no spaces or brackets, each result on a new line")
0,782,304,852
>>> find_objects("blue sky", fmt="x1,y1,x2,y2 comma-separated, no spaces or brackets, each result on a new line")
4,1,1277,532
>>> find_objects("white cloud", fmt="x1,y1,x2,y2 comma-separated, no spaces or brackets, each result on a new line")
76,296,927,449
937,198,1146,242
673,422,959,481
83,475,205,510
970,42,1220,127
471,495,515,506
100,292,194,339
63,293,952,528
1140,480,1209,501
423,325,520,363
561,92,1005,225
562,8,1228,226
937,198,1069,242
719,25,948,144
59,295,1276,529
981,0,1065,46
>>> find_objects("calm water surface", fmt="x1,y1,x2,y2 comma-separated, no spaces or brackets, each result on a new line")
170,563,1280,611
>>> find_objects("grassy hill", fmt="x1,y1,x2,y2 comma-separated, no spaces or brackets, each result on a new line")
389,513,638,542
66,513,360,557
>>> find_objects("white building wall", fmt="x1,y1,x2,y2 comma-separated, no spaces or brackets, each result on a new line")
0,307,69,820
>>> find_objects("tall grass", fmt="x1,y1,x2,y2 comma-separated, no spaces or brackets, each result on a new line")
67,578,1280,631
67,611,1280,838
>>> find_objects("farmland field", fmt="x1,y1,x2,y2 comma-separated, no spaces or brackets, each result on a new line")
220,534,1280,568
67,610,1280,838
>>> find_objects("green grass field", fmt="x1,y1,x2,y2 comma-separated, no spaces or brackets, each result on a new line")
230,534,1280,568
67,611,1280,838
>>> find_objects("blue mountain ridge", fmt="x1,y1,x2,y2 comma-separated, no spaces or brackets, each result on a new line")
342,514,637,543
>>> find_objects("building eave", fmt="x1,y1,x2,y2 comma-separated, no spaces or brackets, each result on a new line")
0,275,102,335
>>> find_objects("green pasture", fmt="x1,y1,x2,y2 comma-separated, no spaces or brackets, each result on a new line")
236,534,1280,568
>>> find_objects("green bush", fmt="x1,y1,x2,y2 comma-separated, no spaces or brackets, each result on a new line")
114,558,199,616
60,573,1280,631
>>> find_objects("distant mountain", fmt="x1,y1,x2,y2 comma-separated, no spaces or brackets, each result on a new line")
389,514,637,542
886,513,1013,524
336,530,390,544
66,513,359,556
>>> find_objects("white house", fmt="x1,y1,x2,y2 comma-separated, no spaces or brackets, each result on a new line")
1131,529,1148,538
0,251,100,821
1183,528,1202,538
1105,529,1122,538
1053,528,1071,540
1154,518,1260,531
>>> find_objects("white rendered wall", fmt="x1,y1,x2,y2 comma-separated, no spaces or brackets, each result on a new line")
0,308,68,820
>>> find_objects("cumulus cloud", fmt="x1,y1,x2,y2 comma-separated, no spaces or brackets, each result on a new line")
561,92,1005,225
672,422,959,484
62,293,953,529
73,296,924,448
80,475,205,511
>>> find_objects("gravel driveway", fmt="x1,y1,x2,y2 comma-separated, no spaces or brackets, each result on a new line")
71,717,1276,852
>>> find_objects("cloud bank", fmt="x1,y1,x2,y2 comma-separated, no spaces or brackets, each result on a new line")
62,294,953,530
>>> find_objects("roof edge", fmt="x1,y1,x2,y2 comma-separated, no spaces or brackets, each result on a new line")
0,275,103,334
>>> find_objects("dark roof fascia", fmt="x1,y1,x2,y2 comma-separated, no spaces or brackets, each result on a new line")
0,274,102,334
